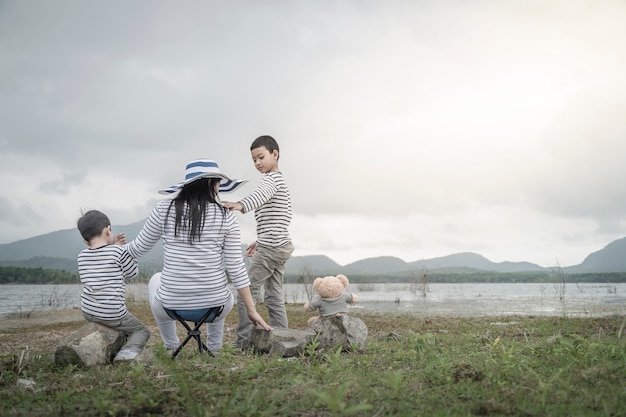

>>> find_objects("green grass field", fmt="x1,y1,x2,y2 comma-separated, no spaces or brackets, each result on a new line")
1,303,625,416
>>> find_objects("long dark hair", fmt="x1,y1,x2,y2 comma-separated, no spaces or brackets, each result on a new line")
165,177,228,244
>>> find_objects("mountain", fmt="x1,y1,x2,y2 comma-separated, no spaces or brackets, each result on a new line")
284,255,342,277
1,223,626,274
321,253,545,276
567,237,626,273
408,252,545,273
344,256,409,274
0,220,163,267
0,228,86,262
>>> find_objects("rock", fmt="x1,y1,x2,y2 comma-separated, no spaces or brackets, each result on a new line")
306,316,368,351
54,322,126,367
16,378,37,391
251,327,316,357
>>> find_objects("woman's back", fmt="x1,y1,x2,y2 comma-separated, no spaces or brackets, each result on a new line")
128,200,250,309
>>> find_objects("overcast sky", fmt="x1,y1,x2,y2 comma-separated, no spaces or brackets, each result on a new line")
1,0,626,267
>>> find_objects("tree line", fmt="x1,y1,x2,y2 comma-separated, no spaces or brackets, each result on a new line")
0,266,79,284
286,270,626,284
3,265,626,285
0,266,153,284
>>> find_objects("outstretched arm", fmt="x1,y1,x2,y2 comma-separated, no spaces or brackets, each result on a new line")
226,174,278,214
113,233,127,245
222,201,244,212
237,286,273,331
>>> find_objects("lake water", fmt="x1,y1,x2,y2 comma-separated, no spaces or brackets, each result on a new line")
1,282,625,318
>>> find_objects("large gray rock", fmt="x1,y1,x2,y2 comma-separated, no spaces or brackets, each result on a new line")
55,322,126,367
251,327,316,357
306,316,368,351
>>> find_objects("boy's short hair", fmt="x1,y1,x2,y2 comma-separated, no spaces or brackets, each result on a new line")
77,210,110,242
251,135,279,157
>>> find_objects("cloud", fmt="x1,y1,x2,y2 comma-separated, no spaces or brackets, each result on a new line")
0,195,45,242
1,0,626,267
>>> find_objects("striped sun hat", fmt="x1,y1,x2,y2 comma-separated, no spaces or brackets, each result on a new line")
158,159,247,196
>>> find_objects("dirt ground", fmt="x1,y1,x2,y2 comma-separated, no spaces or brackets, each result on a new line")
0,303,319,356
0,305,164,356
0,303,255,356
0,309,82,355
0,309,83,330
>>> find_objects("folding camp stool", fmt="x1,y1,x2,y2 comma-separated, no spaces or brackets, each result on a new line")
163,306,224,359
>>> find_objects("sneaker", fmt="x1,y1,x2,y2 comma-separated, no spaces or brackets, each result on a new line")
114,349,138,361
166,348,177,358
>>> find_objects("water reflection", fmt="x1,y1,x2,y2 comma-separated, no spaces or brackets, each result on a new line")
284,282,626,318
1,282,624,318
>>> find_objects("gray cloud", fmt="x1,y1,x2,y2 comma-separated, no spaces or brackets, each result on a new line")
0,195,43,232
1,0,626,266
39,171,87,194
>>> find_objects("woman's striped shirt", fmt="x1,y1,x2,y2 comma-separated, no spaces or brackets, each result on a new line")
77,244,139,319
125,200,250,310
240,171,292,248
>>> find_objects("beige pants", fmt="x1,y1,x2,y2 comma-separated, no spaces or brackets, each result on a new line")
236,242,294,345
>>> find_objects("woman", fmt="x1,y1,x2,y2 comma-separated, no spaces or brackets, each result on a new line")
126,159,272,353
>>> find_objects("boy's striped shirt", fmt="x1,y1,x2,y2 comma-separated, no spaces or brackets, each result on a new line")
240,171,292,248
77,245,138,319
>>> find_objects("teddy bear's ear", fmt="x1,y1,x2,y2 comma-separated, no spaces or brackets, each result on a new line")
336,274,349,287
313,277,322,289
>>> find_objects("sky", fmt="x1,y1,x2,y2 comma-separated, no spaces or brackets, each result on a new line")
1,0,626,268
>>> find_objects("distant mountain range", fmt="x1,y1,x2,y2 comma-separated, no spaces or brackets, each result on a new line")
1,219,626,275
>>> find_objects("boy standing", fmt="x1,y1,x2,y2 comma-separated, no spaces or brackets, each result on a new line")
77,210,150,361
223,135,294,348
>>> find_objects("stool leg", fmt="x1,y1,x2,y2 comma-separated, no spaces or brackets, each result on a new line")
166,307,223,358
193,325,203,353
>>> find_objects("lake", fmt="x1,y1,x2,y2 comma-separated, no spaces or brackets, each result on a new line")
1,282,624,318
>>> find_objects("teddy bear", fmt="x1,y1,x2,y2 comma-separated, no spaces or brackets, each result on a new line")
303,274,358,324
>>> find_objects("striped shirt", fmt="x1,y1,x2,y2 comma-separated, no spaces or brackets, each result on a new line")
125,200,250,310
240,171,292,248
77,245,139,319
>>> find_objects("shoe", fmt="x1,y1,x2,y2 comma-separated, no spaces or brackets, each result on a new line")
114,349,138,361
167,348,177,358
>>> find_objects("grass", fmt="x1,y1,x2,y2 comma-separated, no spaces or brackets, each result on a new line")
1,302,625,416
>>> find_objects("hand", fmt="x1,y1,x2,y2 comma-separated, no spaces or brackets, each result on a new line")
248,310,273,331
222,201,243,212
245,241,257,257
113,233,127,245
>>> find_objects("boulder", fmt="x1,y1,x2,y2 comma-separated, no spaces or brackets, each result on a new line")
16,378,37,392
55,322,126,367
306,316,368,351
251,327,316,357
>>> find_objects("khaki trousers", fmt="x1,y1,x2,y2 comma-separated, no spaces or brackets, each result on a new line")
235,242,294,345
